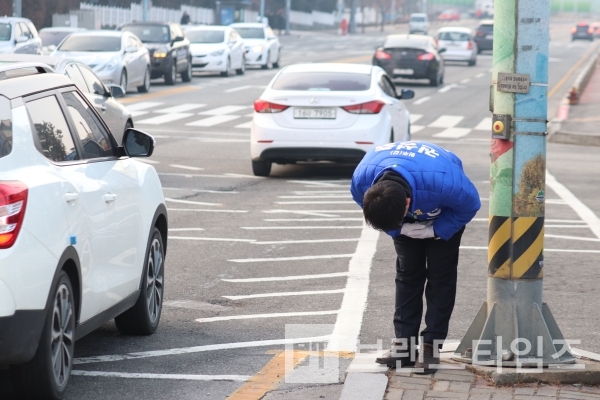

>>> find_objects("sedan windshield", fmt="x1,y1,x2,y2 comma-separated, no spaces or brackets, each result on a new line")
58,36,122,52
123,25,170,43
40,31,72,47
0,24,11,41
272,72,371,91
235,27,265,39
186,30,224,44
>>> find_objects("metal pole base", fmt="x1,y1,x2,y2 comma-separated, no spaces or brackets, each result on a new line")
453,278,575,367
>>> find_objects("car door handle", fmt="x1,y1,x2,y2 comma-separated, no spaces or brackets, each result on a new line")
103,193,118,203
64,192,79,203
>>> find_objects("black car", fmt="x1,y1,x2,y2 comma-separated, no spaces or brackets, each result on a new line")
474,20,493,53
373,35,445,87
572,22,594,41
121,22,192,85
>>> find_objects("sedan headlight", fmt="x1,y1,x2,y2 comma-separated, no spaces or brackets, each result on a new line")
252,45,264,53
153,47,168,58
210,49,225,56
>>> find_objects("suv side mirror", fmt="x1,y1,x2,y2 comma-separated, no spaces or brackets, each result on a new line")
15,35,28,44
438,47,447,53
108,84,125,98
397,89,415,100
122,128,155,157
173,36,184,42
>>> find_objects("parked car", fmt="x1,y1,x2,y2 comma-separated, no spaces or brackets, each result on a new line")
121,22,192,85
408,13,429,34
0,62,167,399
437,27,477,66
230,22,281,69
438,9,461,21
0,54,134,143
39,27,86,55
184,25,245,77
571,22,594,41
0,17,42,55
52,30,151,94
250,63,414,176
373,34,445,86
474,19,493,53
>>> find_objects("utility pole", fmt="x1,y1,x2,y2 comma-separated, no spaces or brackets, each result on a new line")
349,0,357,34
12,0,21,17
454,0,574,367
260,0,265,23
142,0,148,22
285,0,291,35
391,0,397,25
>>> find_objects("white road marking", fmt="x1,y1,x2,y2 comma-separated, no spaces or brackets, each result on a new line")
136,113,193,125
413,96,431,105
545,225,591,228
264,210,361,214
159,172,257,179
192,138,250,143
169,164,203,171
168,208,247,213
433,128,472,138
223,173,264,179
411,125,425,133
71,370,250,382
327,222,379,352
169,236,256,242
73,336,331,365
130,110,149,117
223,289,346,300
287,180,348,187
474,117,492,131
242,226,362,230
163,187,238,194
461,246,600,254
292,190,349,194
278,195,351,199
135,159,160,164
546,170,600,239
156,104,206,113
475,72,485,78
169,228,205,231
410,114,423,124
252,238,360,245
222,272,349,282
544,234,600,242
186,115,241,127
229,254,354,263
275,201,355,205
438,84,457,93
264,218,362,222
428,115,464,128
165,198,221,206
196,310,339,323
235,121,253,129
460,78,471,84
126,101,164,111
224,85,252,93
199,105,250,115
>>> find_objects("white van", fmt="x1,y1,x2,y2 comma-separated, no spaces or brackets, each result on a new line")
409,13,429,35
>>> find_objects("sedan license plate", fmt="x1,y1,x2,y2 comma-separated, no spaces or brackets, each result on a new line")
486,34,493,39
293,108,336,119
394,68,414,75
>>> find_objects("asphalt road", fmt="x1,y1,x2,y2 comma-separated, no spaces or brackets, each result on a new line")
2,18,600,400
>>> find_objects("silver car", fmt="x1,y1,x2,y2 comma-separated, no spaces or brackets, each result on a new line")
0,17,42,55
52,30,151,94
39,27,87,55
0,55,134,143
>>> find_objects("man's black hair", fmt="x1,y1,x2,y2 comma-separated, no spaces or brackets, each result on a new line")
363,172,410,232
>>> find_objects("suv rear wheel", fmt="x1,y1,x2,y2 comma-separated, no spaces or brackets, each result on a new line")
11,271,76,400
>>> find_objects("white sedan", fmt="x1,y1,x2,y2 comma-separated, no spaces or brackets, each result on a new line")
250,63,414,176
184,25,245,76
230,22,281,69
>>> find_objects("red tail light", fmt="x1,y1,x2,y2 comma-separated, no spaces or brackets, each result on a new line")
417,53,435,61
0,181,28,249
578,22,587,26
467,41,473,50
589,29,594,34
375,50,391,60
254,99,289,113
342,100,385,114
571,27,577,33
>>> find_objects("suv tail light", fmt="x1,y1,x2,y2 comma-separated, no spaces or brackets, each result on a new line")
254,99,289,113
417,53,435,61
589,28,594,34
0,181,28,249
571,27,576,33
467,41,473,50
342,100,385,114
375,50,391,60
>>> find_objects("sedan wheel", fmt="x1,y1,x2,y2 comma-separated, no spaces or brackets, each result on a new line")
137,67,151,92
165,61,176,85
120,70,128,94
261,51,271,69
236,56,246,75
220,58,232,77
181,58,192,82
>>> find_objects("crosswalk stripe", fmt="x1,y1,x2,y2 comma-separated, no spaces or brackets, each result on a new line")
130,111,149,117
225,85,252,93
235,121,253,129
428,115,464,128
474,117,492,131
433,128,472,138
127,101,164,111
411,125,425,133
136,113,194,125
410,114,423,124
200,105,250,115
156,104,207,113
186,115,242,127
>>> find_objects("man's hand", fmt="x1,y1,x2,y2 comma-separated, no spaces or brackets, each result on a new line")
401,220,435,239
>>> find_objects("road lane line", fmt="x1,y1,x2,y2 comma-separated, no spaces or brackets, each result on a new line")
169,164,203,171
460,78,471,84
264,218,363,222
263,210,362,213
222,272,349,282
71,370,250,382
223,289,346,300
223,173,264,179
156,104,206,113
428,115,464,128
460,246,600,254
186,115,241,127
229,254,354,263
242,226,362,230
130,110,149,117
73,337,331,365
544,234,600,242
169,228,205,231
199,105,250,115
275,201,355,204
278,195,351,199
433,128,472,138
327,222,380,352
165,198,221,206
162,187,238,194
411,125,425,133
126,101,164,111
225,85,253,93
159,172,258,179
235,121,253,129
170,236,256,242
410,114,423,124
253,239,360,245
168,208,247,213
292,190,349,194
413,96,431,105
475,72,485,78
438,84,457,93
546,170,600,238
136,113,194,125
196,310,340,323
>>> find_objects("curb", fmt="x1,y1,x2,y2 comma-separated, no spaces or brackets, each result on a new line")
549,130,600,146
340,354,389,400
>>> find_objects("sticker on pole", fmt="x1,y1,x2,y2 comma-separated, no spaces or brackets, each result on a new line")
497,73,531,93
536,190,545,203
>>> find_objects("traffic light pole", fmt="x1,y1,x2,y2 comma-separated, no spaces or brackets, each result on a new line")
454,0,575,366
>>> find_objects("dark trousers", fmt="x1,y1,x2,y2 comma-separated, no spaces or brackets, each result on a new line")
393,226,465,345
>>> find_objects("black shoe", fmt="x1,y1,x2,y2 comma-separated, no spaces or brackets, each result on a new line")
414,342,438,374
375,339,417,368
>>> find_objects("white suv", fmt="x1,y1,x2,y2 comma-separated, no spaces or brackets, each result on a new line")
0,63,168,399
408,13,429,35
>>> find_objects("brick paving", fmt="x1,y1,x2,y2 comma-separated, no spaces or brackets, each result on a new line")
384,368,600,400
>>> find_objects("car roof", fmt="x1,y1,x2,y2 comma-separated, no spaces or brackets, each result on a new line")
230,23,265,28
281,63,372,75
384,34,431,48
0,54,76,70
438,27,472,33
68,30,123,38
0,17,32,23
0,65,74,100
